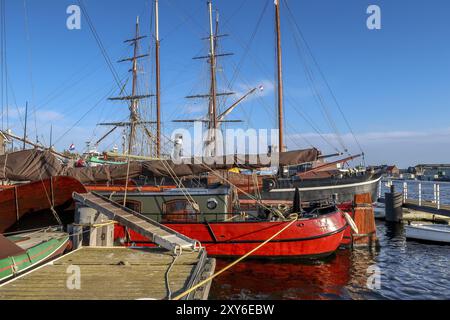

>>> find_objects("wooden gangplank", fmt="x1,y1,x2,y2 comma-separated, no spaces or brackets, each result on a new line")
73,192,199,252
0,247,215,300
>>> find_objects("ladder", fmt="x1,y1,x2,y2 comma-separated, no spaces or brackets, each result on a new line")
72,192,199,253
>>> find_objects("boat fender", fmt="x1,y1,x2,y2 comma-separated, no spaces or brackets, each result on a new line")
343,212,359,234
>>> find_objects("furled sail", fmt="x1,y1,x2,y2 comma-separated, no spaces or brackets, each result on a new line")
0,148,320,184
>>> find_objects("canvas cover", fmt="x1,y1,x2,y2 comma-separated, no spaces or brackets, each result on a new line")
0,235,26,260
0,148,320,184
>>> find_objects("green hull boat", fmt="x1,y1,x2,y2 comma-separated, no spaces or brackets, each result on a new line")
0,228,69,283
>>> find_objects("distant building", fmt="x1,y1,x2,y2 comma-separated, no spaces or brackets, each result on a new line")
399,172,416,180
386,165,400,177
415,164,450,181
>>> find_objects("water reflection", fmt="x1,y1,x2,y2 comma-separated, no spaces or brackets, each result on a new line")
209,222,450,300
210,248,381,300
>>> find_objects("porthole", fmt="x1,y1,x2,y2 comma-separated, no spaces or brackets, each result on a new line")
207,198,218,210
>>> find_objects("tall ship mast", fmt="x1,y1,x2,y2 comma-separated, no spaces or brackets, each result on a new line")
98,16,158,158
174,0,260,157
155,0,162,158
275,0,284,153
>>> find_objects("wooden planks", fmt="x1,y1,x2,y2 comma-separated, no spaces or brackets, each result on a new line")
0,247,212,300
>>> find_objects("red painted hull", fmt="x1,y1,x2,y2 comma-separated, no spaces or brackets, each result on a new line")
115,211,348,258
0,177,87,233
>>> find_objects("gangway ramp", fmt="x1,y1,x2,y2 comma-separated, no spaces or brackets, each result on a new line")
72,192,199,252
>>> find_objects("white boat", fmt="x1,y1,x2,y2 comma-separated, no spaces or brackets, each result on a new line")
373,202,385,219
405,223,450,244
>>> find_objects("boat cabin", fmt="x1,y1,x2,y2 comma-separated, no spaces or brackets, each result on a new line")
99,186,235,223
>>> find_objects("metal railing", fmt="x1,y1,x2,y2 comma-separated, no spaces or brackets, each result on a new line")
378,179,445,210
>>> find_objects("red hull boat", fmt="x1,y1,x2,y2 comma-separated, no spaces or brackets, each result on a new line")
0,177,87,233
115,210,348,258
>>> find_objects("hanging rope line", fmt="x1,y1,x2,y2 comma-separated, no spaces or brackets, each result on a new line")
214,8,342,153
284,0,363,155
23,0,38,143
77,0,127,95
283,9,347,154
0,0,8,132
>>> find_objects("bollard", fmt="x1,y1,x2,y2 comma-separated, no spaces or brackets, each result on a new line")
74,205,111,247
385,185,403,223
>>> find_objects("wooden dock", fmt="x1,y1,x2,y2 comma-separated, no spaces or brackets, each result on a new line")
379,196,450,223
0,247,215,300
402,199,450,217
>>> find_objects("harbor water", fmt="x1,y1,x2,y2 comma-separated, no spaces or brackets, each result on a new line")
210,221,450,300
210,180,450,300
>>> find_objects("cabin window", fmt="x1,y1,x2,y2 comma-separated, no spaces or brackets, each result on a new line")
162,200,199,223
123,200,141,213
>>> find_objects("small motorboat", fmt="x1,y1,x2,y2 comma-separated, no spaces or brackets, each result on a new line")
0,228,70,283
405,223,450,244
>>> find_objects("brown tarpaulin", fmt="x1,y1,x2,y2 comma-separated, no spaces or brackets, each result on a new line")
0,148,320,184
0,234,26,260
0,149,63,181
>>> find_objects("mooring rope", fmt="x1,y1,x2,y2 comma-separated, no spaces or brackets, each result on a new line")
165,252,180,300
172,215,298,300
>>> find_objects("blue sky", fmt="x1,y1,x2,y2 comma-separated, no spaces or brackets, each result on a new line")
1,0,450,167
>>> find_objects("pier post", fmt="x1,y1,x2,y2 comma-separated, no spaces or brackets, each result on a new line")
377,180,382,200
437,184,440,210
418,183,422,206
433,184,437,204
73,204,112,247
385,184,403,223
350,193,378,248
403,182,408,202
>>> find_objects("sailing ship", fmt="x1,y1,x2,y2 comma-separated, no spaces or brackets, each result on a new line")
0,1,374,259
200,0,382,204
89,0,352,259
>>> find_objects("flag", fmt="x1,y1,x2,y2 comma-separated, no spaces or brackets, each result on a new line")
69,144,75,151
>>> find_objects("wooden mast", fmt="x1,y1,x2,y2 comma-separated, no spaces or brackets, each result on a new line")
275,0,284,152
155,0,161,157
101,19,153,157
129,16,141,155
208,1,218,156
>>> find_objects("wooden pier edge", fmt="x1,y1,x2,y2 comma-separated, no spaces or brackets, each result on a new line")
187,252,216,300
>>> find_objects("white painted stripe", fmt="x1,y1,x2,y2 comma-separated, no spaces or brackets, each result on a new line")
269,176,382,193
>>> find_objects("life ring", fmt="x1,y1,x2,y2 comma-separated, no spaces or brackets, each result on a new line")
343,212,359,234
